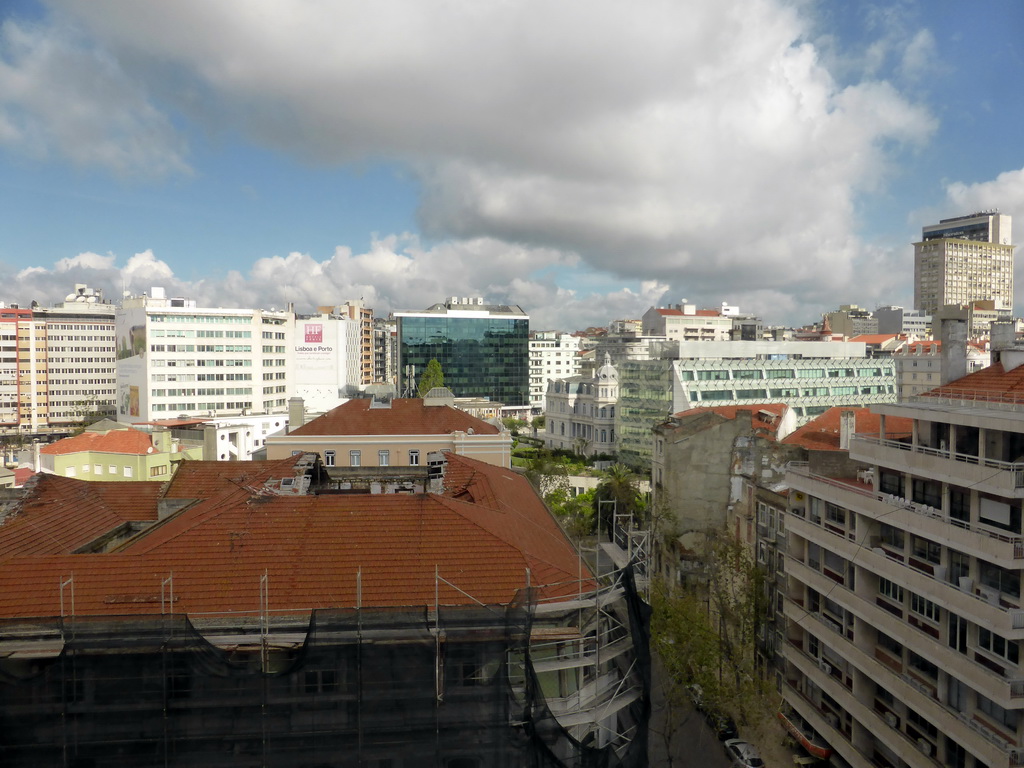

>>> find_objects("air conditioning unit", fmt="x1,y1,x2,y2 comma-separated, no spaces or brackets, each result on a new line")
884,712,898,728
959,576,974,593
1008,747,1024,765
917,738,931,755
819,660,832,675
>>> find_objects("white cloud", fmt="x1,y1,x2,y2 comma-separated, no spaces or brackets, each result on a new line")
0,18,189,177
54,251,116,271
5,242,655,330
898,29,938,82
7,0,942,325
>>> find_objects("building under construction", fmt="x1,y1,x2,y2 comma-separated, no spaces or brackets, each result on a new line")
0,452,649,767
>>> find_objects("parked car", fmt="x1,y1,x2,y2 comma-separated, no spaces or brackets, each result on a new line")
724,739,765,768
707,711,738,741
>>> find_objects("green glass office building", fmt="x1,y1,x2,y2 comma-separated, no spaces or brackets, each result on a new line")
396,298,530,407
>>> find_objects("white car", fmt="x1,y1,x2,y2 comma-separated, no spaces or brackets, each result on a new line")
724,739,765,768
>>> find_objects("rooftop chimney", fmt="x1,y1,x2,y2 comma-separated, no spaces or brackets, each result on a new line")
839,410,856,451
936,307,969,385
288,397,306,433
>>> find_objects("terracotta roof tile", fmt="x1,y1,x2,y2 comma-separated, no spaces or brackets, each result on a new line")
920,361,1024,403
0,475,162,561
848,334,900,344
782,407,913,451
667,403,790,439
290,398,500,436
0,454,590,618
40,428,155,456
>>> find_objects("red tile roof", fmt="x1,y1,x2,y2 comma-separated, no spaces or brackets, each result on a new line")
0,475,163,561
0,454,591,618
782,407,913,451
673,403,790,439
163,455,309,499
290,398,500,436
12,467,34,487
848,334,900,344
919,361,1024,404
40,428,155,456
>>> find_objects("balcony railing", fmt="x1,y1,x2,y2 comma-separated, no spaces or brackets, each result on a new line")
853,433,1024,489
911,389,1024,411
787,463,1024,555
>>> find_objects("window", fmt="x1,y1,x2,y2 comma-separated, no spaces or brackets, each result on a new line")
910,592,940,622
150,465,168,477
980,560,1021,598
912,536,941,564
409,450,420,466
94,465,102,475
880,523,904,550
877,631,902,657
324,450,335,467
908,650,938,679
879,578,903,603
879,470,904,497
123,466,133,478
378,450,390,466
349,450,361,467
303,668,340,693
912,478,941,508
950,487,970,522
978,692,1021,730
826,503,845,525
979,628,1019,664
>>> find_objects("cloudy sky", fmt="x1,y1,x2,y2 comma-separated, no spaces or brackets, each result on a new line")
2,0,1024,330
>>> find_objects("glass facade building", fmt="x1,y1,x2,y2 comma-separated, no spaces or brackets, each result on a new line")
616,355,897,469
396,300,530,407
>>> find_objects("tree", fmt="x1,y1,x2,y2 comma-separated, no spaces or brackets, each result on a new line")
417,359,445,397
502,417,529,435
594,463,646,535
652,530,774,729
544,487,596,539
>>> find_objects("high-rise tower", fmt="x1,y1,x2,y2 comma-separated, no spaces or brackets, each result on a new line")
913,211,1014,320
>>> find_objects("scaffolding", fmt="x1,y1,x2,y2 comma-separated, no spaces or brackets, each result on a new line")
0,567,649,768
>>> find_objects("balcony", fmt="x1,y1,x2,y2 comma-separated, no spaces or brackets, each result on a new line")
851,434,1024,497
785,559,1024,707
787,509,1024,635
781,607,1013,768
787,463,1024,565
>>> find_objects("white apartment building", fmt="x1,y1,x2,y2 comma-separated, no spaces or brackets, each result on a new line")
529,330,582,410
291,309,373,413
914,211,1015,319
116,288,294,423
642,302,734,341
877,306,932,338
0,285,116,434
544,353,619,456
894,340,990,400
781,350,1024,768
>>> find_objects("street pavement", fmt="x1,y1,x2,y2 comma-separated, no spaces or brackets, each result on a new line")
648,654,732,768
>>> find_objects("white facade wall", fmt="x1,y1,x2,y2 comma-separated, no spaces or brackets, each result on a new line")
291,315,353,413
116,292,294,423
529,332,582,410
781,394,1024,768
40,303,117,425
